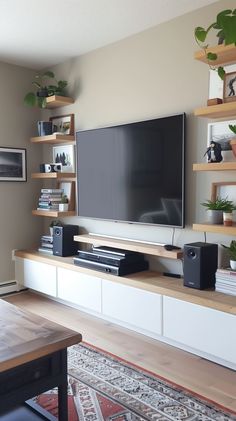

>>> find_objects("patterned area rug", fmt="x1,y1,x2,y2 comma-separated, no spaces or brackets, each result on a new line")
33,342,236,420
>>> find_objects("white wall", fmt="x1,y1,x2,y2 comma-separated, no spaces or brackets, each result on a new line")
0,62,43,281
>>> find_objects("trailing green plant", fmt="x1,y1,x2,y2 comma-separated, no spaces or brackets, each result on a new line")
201,196,236,211
222,240,236,261
24,71,68,108
49,219,63,228
229,124,236,135
194,9,236,80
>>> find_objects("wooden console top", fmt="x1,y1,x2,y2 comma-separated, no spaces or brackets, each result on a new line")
15,250,236,316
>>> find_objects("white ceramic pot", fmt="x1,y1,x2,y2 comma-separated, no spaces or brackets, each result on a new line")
59,203,69,212
230,260,236,270
223,211,233,226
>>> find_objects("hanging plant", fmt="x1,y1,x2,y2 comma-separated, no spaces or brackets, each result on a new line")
194,9,236,80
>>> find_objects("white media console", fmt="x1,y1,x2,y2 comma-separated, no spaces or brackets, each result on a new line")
14,243,236,371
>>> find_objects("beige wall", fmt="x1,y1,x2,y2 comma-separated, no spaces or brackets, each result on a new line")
0,63,43,281
2,0,234,280
47,0,235,273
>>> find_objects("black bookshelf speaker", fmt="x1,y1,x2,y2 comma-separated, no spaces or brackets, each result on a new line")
183,242,218,290
53,225,79,257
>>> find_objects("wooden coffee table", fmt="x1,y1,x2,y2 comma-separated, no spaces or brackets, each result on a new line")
0,299,82,420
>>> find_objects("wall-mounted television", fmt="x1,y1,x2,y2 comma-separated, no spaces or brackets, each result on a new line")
76,113,185,228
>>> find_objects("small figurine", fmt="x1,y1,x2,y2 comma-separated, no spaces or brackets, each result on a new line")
204,141,223,163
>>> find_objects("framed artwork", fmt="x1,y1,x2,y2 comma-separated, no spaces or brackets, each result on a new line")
0,147,26,181
50,114,74,136
207,120,236,161
208,64,236,99
58,181,75,211
52,144,75,172
223,71,236,103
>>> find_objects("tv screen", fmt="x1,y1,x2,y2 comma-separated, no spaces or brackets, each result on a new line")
76,113,185,227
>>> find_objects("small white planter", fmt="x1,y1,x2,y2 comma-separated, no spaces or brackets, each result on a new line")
59,203,69,212
230,260,236,271
223,211,233,226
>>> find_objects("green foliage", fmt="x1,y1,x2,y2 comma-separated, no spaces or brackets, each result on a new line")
24,71,68,108
194,9,236,80
49,219,63,228
201,196,236,211
229,124,236,135
222,240,236,261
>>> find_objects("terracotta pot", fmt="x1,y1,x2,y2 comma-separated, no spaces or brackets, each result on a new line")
223,211,233,226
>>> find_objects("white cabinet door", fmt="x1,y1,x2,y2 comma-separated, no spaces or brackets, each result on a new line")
23,258,57,296
163,296,236,364
57,268,102,313
102,280,162,335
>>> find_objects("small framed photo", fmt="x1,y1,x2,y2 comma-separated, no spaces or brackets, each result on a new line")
0,147,26,181
223,71,236,103
52,144,75,172
50,114,74,136
58,181,75,211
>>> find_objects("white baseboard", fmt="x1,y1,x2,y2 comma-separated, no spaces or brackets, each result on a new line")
0,280,25,296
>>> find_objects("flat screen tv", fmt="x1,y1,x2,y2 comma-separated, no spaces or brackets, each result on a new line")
76,113,185,227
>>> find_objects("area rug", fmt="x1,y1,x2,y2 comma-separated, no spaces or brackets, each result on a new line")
32,342,236,420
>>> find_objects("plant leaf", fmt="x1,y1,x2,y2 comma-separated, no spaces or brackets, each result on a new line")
218,66,225,80
32,81,41,89
37,96,47,108
24,92,36,107
195,27,207,42
207,52,217,61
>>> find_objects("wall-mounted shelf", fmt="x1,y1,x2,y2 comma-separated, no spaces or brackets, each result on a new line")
193,162,236,171
73,234,183,260
193,223,236,236
45,95,74,108
194,102,236,119
194,43,236,66
31,172,76,180
32,210,76,217
30,134,75,144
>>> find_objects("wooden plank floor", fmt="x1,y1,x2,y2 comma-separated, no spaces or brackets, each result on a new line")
4,291,236,412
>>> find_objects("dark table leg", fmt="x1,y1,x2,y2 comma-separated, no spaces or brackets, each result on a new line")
58,349,68,421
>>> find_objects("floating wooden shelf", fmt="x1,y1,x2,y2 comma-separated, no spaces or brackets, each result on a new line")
194,101,236,119
193,162,236,171
30,134,75,144
45,95,74,108
193,223,236,236
32,210,76,217
194,44,236,66
31,172,76,180
73,234,183,260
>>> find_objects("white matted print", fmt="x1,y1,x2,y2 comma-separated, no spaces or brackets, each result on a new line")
208,64,236,99
0,147,26,181
207,120,236,162
52,145,75,172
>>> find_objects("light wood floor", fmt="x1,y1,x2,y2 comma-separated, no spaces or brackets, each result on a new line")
4,291,236,412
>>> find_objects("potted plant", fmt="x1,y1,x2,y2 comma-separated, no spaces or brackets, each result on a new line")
201,196,235,224
194,9,236,80
49,219,63,236
59,195,69,212
24,71,68,108
222,240,236,270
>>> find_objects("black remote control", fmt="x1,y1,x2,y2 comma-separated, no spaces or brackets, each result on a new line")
164,244,181,251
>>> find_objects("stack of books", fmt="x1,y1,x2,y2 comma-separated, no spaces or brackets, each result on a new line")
37,188,63,211
38,235,53,254
215,268,236,296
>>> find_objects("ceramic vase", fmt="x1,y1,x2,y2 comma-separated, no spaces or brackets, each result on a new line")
207,209,223,224
230,260,236,270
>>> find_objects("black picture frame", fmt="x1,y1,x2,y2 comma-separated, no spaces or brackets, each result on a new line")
0,147,27,181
